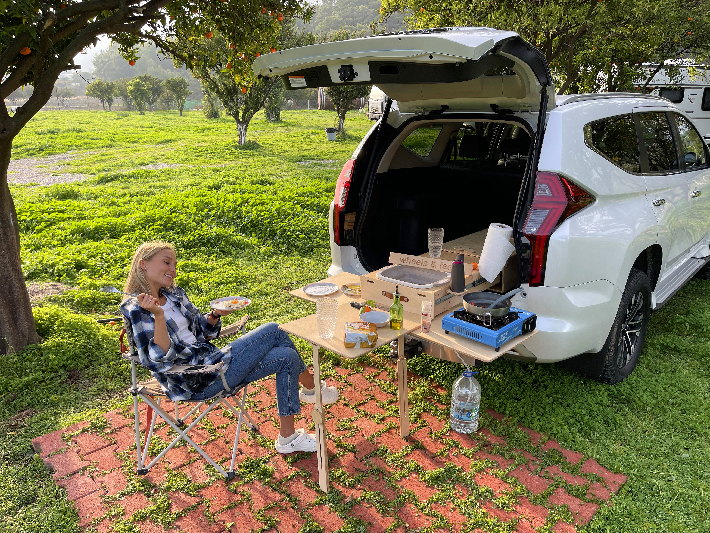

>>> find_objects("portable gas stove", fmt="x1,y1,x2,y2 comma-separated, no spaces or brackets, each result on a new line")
441,308,537,351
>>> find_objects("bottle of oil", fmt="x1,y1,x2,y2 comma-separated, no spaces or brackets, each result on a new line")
390,285,403,330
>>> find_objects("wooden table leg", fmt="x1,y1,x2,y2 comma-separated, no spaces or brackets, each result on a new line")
312,345,329,492
397,337,410,437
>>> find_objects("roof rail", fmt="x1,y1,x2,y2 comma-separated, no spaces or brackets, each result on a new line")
557,92,667,106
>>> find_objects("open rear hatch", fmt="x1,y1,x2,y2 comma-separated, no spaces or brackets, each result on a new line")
254,28,554,280
253,27,554,113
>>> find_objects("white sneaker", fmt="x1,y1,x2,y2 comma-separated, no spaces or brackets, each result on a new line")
274,428,317,454
299,380,339,405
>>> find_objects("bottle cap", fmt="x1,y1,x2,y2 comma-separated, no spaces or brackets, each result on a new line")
463,370,474,377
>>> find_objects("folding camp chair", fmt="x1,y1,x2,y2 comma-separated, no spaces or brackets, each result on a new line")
119,314,257,479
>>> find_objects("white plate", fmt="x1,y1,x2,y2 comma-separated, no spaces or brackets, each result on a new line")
210,296,252,311
303,282,339,297
341,283,361,297
359,310,390,328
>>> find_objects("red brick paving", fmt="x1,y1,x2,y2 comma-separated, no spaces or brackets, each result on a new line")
34,356,626,532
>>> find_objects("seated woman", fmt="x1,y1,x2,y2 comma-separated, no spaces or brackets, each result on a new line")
119,241,338,454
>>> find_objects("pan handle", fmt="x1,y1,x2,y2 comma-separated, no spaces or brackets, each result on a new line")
489,288,524,309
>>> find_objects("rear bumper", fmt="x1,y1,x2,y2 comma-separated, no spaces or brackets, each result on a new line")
512,280,622,362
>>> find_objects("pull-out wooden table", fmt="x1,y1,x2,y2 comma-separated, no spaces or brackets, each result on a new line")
281,272,537,492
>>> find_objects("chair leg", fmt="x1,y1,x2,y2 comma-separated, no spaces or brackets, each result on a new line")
133,390,148,475
141,395,229,477
228,386,249,477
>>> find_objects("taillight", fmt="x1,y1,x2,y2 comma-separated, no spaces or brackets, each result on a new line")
333,159,355,246
522,172,595,286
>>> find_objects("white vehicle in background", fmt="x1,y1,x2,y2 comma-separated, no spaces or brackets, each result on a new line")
645,65,710,142
367,86,386,120
255,28,710,384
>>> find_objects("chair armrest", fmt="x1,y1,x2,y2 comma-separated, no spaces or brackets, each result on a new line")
218,315,249,339
163,362,225,375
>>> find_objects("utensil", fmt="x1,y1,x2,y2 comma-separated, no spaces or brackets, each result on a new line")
341,283,361,297
304,282,339,297
428,228,444,258
100,286,138,297
359,310,390,328
488,288,524,310
210,296,252,311
462,288,524,317
450,253,465,293
316,297,338,339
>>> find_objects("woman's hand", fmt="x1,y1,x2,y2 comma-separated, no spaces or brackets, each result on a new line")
211,309,233,317
137,293,163,315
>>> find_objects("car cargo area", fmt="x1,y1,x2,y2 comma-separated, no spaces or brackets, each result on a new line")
355,119,532,271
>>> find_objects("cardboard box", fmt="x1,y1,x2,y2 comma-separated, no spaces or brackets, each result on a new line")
442,229,519,293
360,266,492,317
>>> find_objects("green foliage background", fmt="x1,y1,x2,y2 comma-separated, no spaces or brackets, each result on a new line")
2,109,709,532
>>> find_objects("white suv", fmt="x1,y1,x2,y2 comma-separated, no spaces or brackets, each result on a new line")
254,27,710,383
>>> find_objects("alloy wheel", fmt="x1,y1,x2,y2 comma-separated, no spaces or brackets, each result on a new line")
616,290,645,369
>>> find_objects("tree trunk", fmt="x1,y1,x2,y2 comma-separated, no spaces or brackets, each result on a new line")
337,112,346,134
0,137,41,354
236,120,248,145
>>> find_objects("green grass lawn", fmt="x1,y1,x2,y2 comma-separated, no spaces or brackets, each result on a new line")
2,109,709,532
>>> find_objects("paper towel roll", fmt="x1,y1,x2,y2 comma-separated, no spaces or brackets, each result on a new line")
479,223,515,282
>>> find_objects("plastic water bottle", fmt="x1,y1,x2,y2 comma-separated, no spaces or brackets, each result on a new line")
449,370,481,433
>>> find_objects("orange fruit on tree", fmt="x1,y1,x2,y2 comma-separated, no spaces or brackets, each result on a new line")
205,31,213,38
270,47,276,53
241,87,247,93
277,13,283,21
229,43,235,49
129,59,135,65
20,47,31,55
262,7,266,12
226,62,233,69
255,52,261,57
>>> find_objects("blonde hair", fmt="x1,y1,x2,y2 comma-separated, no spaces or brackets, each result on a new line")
123,241,177,300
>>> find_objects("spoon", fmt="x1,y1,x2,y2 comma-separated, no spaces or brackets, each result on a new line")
100,286,138,297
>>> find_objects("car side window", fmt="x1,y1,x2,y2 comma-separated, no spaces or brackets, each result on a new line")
659,87,684,103
401,124,443,157
672,113,708,169
702,88,710,112
584,114,640,173
636,112,679,172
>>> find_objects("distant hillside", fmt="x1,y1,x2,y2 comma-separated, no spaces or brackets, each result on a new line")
300,0,407,35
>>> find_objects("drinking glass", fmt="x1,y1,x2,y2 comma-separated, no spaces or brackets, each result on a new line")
316,297,339,339
421,300,433,333
428,228,445,258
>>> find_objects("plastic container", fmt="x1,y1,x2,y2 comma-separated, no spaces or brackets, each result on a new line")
325,127,337,141
449,370,481,433
376,264,451,289
421,300,433,333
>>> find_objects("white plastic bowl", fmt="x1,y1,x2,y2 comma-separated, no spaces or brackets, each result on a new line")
359,310,391,328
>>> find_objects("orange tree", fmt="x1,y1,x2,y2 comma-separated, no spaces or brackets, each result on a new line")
381,0,710,94
0,0,311,354
161,21,315,144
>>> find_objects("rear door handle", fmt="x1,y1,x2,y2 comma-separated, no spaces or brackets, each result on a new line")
691,190,701,198
652,198,666,206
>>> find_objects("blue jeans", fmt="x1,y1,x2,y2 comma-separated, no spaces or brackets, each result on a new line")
190,322,306,417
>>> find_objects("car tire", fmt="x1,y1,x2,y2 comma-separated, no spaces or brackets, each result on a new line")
694,261,710,279
558,268,651,384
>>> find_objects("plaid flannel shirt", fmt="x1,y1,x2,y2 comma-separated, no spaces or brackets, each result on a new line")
120,286,231,400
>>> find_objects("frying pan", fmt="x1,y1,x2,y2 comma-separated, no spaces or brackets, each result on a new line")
462,288,524,317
